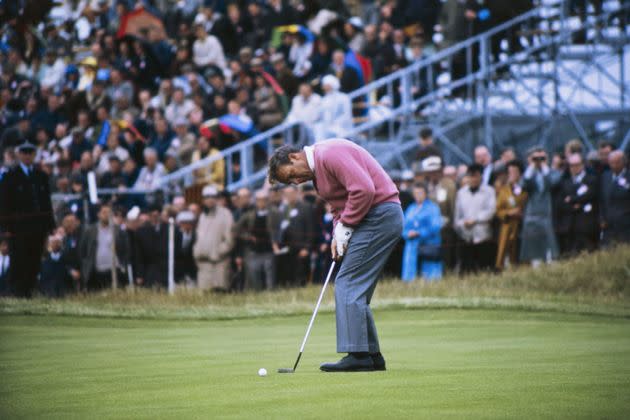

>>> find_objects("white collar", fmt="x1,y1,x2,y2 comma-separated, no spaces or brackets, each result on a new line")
303,145,315,174
573,171,586,183
19,163,32,175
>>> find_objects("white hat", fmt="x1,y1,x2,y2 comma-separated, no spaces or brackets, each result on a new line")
401,169,414,181
348,17,364,29
176,210,196,223
421,156,443,172
202,185,219,197
321,74,340,91
194,13,207,25
126,206,140,221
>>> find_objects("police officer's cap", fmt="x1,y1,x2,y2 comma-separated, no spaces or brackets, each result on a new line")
16,140,37,153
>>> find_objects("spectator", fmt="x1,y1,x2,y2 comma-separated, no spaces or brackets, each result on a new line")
175,210,197,287
134,205,180,288
556,153,600,255
330,49,361,94
95,126,130,175
164,87,195,127
520,147,563,266
79,204,130,291
193,185,234,291
345,17,367,52
148,117,176,160
313,75,353,140
170,117,197,164
60,213,82,292
253,74,284,130
285,82,322,129
474,145,494,185
416,127,442,161
235,190,281,291
600,150,630,245
39,234,71,297
0,236,10,296
271,53,299,98
191,136,225,188
454,164,496,274
402,183,443,281
277,185,315,286
421,156,457,271
134,148,165,190
495,160,528,270
193,24,227,71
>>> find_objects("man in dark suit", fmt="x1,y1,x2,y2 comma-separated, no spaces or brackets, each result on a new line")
0,140,55,297
556,153,600,255
600,150,630,245
278,186,315,286
175,210,197,286
135,206,182,288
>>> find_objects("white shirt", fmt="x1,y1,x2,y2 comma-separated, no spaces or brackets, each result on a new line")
0,254,9,275
304,145,315,174
193,35,226,69
20,163,33,176
286,93,322,126
454,185,496,244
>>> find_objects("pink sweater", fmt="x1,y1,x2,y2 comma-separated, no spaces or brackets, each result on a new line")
313,139,400,227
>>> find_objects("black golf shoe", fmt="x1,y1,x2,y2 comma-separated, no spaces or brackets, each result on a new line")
320,353,375,372
371,352,386,371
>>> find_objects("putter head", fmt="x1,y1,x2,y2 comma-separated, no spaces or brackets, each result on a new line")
277,368,294,373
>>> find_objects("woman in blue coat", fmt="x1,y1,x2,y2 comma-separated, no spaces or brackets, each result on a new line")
402,183,443,281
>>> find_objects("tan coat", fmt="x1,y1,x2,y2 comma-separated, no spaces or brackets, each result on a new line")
495,183,528,269
191,148,225,188
193,206,234,290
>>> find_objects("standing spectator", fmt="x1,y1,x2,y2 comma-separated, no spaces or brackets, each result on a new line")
134,148,166,190
474,145,494,186
600,150,630,245
60,213,82,291
556,153,600,255
278,186,315,286
0,140,55,297
520,147,563,266
235,190,281,291
402,183,443,281
134,205,180,288
191,136,225,188
313,75,353,140
0,236,10,296
495,160,528,270
421,156,457,271
416,127,442,161
39,234,72,298
175,210,197,287
454,164,496,274
193,185,234,292
79,204,130,291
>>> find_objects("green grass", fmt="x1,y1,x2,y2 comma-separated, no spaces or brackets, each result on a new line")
1,309,630,419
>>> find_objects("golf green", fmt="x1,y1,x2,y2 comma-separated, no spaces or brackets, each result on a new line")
1,309,629,419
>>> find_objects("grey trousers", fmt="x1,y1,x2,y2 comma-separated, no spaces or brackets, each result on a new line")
244,251,275,291
335,202,403,353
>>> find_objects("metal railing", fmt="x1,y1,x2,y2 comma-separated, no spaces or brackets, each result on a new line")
154,1,629,192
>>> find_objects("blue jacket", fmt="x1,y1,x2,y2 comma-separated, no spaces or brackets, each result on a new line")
402,199,442,281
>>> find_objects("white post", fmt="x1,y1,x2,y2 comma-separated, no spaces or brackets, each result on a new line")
168,217,175,295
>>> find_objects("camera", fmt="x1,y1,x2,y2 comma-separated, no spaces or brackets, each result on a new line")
533,156,546,163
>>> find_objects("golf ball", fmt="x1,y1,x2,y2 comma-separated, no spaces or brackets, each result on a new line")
258,368,267,377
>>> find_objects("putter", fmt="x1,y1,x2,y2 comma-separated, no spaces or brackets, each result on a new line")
278,261,337,373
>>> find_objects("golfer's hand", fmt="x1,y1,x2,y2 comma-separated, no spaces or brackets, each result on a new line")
331,239,342,261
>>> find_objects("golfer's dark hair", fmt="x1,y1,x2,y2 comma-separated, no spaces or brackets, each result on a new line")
268,144,301,184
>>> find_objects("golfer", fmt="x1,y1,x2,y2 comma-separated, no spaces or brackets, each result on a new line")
268,138,403,372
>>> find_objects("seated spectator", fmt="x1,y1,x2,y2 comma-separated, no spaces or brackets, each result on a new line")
191,136,225,188
313,75,352,140
235,190,281,291
288,32,313,78
106,68,134,104
285,82,322,129
495,160,528,270
520,147,563,266
454,164,496,274
95,126,130,175
193,23,227,71
148,117,176,160
402,183,443,281
170,117,196,164
164,87,195,127
329,49,361,94
271,53,299,98
600,150,630,245
100,156,128,189
134,148,166,190
253,74,284,131
193,185,234,292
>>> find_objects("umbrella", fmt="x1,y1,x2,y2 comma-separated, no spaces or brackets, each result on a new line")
116,6,166,41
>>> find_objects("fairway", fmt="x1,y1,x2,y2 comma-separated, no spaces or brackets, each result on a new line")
1,309,629,419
